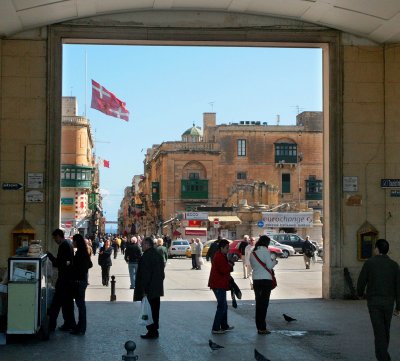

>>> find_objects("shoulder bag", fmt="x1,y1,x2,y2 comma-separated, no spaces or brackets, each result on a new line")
252,251,277,290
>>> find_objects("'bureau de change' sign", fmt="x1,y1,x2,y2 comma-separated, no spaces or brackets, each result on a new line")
262,212,313,228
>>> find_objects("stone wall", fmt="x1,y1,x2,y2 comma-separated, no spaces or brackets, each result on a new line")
0,37,47,266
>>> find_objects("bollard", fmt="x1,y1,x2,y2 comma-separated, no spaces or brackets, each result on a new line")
122,340,138,361
110,275,116,301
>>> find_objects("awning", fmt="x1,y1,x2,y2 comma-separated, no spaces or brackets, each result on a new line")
184,227,207,236
207,216,242,224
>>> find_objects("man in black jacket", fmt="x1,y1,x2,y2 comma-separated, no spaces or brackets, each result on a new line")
47,228,76,332
357,239,400,361
134,237,165,339
124,236,142,289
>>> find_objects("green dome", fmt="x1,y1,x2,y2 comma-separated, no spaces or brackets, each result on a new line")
182,125,203,137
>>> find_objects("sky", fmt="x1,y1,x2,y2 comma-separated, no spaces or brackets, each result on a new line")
62,44,322,227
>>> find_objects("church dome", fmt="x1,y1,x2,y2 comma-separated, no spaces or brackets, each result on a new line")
182,124,203,142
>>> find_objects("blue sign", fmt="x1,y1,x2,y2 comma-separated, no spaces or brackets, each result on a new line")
381,179,400,188
257,220,265,228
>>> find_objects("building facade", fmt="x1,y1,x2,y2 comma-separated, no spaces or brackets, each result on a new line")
61,97,102,237
135,111,322,237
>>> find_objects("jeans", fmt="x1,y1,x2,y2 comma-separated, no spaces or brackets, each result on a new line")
212,289,228,331
74,280,88,332
128,262,138,288
191,254,196,269
253,279,273,331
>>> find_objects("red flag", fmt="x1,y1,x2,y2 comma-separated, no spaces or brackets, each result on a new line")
103,160,110,168
91,80,129,121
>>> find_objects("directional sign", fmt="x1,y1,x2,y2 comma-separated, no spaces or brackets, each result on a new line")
257,220,265,228
2,183,23,190
381,179,400,188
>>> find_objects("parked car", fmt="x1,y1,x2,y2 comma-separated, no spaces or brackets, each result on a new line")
185,239,233,258
269,233,305,253
311,240,324,258
168,239,190,258
269,239,295,258
228,240,283,262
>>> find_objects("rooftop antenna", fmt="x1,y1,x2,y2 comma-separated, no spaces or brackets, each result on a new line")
291,105,304,115
276,114,280,126
208,101,215,112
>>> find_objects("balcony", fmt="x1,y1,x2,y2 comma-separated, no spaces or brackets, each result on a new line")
181,179,208,200
61,165,93,189
305,179,323,200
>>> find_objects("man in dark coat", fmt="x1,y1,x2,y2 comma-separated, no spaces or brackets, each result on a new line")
47,228,76,332
134,237,165,339
357,239,400,361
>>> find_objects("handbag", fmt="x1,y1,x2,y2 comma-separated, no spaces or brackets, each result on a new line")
138,296,153,326
252,251,277,290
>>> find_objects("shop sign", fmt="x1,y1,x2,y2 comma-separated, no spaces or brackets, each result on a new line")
183,212,208,220
262,212,313,228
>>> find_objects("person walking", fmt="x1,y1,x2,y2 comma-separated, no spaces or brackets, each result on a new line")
239,235,250,278
357,239,400,361
47,228,76,332
244,237,256,289
156,238,168,267
208,239,234,334
250,235,277,335
134,237,165,339
125,236,142,289
98,239,113,286
195,238,204,270
121,236,127,255
70,234,92,335
190,239,197,269
112,237,119,259
92,234,99,256
302,235,316,269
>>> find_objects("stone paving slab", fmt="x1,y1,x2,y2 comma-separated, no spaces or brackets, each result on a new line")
1,255,399,360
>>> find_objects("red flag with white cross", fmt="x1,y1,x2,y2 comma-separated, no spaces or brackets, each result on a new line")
91,80,130,121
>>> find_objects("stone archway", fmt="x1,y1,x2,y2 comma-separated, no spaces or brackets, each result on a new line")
46,11,341,298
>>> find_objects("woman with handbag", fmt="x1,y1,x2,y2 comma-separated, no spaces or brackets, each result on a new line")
208,239,234,334
250,235,278,335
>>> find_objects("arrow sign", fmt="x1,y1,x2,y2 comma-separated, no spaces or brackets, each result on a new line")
2,183,23,190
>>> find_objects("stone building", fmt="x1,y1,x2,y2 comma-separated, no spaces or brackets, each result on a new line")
138,111,322,236
61,97,102,237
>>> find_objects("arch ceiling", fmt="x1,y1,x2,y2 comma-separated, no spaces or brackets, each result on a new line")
1,0,400,43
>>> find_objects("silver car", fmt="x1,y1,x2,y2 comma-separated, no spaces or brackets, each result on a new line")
168,240,190,258
269,239,295,258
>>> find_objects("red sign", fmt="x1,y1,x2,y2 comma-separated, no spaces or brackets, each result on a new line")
65,221,72,228
188,220,201,227
185,229,207,236
214,218,219,225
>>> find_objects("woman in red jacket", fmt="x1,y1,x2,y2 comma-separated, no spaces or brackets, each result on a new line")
208,239,234,334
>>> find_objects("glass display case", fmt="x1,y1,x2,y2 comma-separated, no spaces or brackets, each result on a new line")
7,254,51,339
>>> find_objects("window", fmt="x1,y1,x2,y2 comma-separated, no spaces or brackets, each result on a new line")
305,176,323,200
282,173,291,193
189,172,199,180
275,143,298,163
237,172,247,180
237,139,246,156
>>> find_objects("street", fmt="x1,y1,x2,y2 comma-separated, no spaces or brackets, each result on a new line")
86,252,322,302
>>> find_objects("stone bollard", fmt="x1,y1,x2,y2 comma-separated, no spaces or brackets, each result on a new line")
122,340,138,360
110,275,116,302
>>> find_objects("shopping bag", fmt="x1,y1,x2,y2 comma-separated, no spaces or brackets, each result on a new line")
138,296,153,326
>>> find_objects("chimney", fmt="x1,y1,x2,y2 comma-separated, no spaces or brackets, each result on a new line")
203,112,216,142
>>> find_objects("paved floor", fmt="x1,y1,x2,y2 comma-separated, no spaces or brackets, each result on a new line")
1,253,400,361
